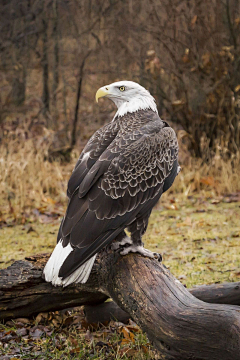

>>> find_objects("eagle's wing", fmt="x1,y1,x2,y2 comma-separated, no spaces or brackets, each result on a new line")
67,119,120,197
58,122,178,279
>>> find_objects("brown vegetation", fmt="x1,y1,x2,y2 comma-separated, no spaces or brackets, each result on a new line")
0,0,240,220
0,132,239,221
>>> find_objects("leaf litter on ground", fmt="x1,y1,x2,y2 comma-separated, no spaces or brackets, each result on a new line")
0,308,154,360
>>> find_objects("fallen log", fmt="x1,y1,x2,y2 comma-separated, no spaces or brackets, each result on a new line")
191,281,240,305
0,254,108,320
84,279,240,324
1,251,240,359
1,254,240,321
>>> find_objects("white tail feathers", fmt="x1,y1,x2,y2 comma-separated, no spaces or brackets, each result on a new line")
61,254,97,286
43,240,97,287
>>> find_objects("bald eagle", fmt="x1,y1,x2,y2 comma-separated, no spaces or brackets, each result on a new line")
43,81,179,286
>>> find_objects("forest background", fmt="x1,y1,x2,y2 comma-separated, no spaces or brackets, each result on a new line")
0,0,240,217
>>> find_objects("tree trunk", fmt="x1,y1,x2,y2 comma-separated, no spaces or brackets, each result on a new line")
52,0,59,127
71,51,91,149
42,16,50,116
1,251,240,359
11,65,26,106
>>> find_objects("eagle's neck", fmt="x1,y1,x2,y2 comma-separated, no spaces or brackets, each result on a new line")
113,94,158,119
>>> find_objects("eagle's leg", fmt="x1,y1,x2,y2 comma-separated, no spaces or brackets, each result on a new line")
111,231,133,250
120,214,162,262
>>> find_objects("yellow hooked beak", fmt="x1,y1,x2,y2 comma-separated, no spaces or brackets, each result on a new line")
95,87,109,103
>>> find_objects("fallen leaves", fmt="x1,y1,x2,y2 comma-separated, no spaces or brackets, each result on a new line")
0,310,154,360
223,192,240,203
29,327,44,339
200,176,215,187
120,326,135,344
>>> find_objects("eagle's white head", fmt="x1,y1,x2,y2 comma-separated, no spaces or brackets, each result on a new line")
96,80,158,117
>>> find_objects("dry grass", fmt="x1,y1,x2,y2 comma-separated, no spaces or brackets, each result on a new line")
175,153,240,197
0,136,69,220
0,131,239,221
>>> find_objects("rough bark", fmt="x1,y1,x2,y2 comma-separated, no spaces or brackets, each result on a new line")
190,281,240,305
0,254,107,320
84,279,240,324
1,252,240,359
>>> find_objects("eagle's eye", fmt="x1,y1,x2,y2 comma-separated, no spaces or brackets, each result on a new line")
119,86,125,92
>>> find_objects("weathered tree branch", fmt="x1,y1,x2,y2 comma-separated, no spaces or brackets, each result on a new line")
84,279,240,324
190,281,240,306
0,254,107,320
1,252,240,359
